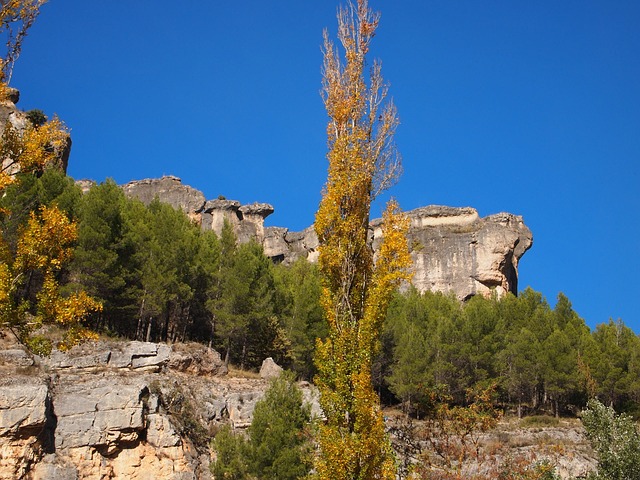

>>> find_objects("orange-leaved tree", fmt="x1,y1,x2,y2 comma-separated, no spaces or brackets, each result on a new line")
0,3,102,353
0,103,102,353
313,1,412,478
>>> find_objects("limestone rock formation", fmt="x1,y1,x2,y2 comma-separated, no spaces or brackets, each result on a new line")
373,206,533,299
0,335,317,479
122,176,206,224
114,176,532,300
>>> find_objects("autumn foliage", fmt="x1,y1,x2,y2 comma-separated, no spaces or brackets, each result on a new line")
0,115,102,351
313,1,411,478
0,1,101,353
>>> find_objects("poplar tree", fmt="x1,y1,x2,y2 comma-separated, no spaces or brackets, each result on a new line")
313,1,411,478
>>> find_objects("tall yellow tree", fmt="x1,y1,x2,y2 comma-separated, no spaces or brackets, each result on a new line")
314,1,412,478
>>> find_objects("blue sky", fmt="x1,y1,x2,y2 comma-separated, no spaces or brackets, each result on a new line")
9,1,640,332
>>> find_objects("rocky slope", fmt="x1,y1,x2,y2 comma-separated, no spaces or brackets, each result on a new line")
0,333,320,480
0,334,596,480
121,176,533,300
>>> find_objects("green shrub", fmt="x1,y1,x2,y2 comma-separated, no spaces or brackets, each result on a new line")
210,425,249,480
211,371,313,480
26,109,47,127
582,398,640,480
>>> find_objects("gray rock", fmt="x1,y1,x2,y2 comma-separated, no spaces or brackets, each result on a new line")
398,206,533,299
6,88,19,104
31,455,79,480
122,176,206,214
0,381,49,436
0,349,34,367
226,391,264,429
130,343,171,369
259,357,283,379
239,202,274,219
168,343,227,376
146,413,182,448
41,341,171,371
53,376,147,451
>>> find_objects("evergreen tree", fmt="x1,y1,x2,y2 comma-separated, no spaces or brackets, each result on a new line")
246,372,313,479
70,179,130,331
211,372,312,480
273,258,326,380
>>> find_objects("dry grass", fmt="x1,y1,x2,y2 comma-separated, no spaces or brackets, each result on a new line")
227,366,261,379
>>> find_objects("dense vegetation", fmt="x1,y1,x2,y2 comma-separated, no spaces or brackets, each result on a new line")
2,2,640,478
2,168,639,418
382,288,640,417
1,169,326,372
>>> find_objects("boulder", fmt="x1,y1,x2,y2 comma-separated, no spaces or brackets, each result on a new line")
168,343,228,376
259,357,283,379
122,176,206,215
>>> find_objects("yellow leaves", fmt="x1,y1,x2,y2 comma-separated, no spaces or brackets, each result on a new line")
1,95,69,200
36,273,102,351
37,274,102,326
17,116,69,172
6,207,102,350
16,205,77,273
314,2,409,478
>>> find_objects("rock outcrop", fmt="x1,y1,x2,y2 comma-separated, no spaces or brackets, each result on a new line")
376,206,533,299
119,176,532,300
0,335,318,479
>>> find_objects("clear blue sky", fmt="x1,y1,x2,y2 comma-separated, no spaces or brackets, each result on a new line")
9,1,640,332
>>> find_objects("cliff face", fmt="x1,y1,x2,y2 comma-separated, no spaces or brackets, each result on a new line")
0,334,317,479
121,176,533,299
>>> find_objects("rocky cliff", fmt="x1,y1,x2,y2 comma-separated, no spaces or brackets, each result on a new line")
0,333,319,479
121,176,533,299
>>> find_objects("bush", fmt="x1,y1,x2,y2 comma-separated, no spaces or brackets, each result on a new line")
26,109,47,127
581,398,640,480
210,425,249,480
211,371,313,480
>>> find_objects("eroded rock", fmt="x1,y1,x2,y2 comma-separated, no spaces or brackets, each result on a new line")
101,177,532,301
